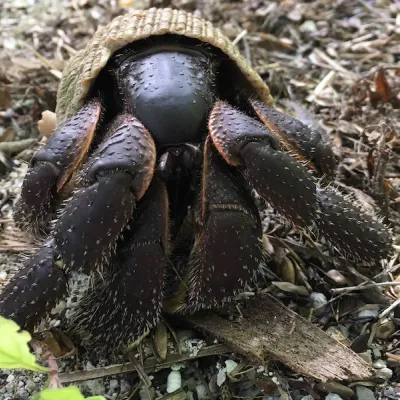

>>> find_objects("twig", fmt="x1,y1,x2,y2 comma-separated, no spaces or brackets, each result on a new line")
331,282,400,294
59,344,231,384
378,297,400,319
0,139,37,154
20,42,62,79
128,352,152,387
232,29,248,46
31,342,62,389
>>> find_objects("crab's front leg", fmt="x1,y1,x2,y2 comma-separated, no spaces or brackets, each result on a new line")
0,244,68,331
0,113,156,330
209,102,392,263
54,114,156,271
210,102,318,227
14,100,102,231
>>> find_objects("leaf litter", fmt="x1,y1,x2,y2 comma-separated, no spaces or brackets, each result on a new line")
1,0,400,399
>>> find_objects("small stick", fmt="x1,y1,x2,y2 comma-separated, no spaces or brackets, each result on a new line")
128,352,152,388
232,29,248,46
331,281,400,294
31,342,62,389
0,139,37,154
59,344,231,384
378,297,400,319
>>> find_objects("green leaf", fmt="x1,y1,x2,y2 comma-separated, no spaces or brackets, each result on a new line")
32,387,83,400
0,315,48,372
32,387,105,400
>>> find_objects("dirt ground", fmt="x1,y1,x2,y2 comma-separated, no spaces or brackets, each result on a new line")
1,0,400,399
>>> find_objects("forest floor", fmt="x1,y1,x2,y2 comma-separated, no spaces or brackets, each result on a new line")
0,0,400,399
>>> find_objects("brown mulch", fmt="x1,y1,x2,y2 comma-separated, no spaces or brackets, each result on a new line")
1,0,400,399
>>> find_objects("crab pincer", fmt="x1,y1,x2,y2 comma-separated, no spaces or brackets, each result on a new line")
0,244,68,331
209,101,318,226
54,114,156,271
209,101,392,264
184,139,264,311
14,100,101,231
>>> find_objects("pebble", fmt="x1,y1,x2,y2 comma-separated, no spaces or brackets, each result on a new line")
300,20,317,33
225,359,238,375
325,394,343,400
372,348,382,359
310,292,328,313
358,352,372,364
25,380,37,393
300,396,314,400
6,375,14,383
84,379,106,395
166,370,182,393
376,367,393,380
196,384,207,400
356,309,379,320
0,270,7,280
18,389,28,398
108,379,119,393
355,386,375,400
373,359,386,369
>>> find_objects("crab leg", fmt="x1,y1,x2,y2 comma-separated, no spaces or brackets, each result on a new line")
184,139,264,312
54,114,156,272
14,100,101,231
0,115,157,332
210,101,318,226
250,99,337,179
0,244,68,331
69,177,169,351
209,102,392,263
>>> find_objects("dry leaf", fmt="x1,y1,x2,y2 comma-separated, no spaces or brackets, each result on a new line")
370,70,400,108
0,86,11,109
271,281,309,296
153,321,168,360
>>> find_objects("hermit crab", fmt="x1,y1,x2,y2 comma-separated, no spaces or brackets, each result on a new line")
0,8,393,350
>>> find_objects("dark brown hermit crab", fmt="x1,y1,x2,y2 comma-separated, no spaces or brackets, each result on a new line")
0,8,393,351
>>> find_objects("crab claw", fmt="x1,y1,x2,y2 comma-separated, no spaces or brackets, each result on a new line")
250,100,337,179
316,188,393,263
209,101,318,226
54,114,156,272
0,243,68,331
209,101,392,263
14,100,101,232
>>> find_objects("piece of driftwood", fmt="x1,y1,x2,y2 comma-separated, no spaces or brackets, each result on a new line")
187,294,374,382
